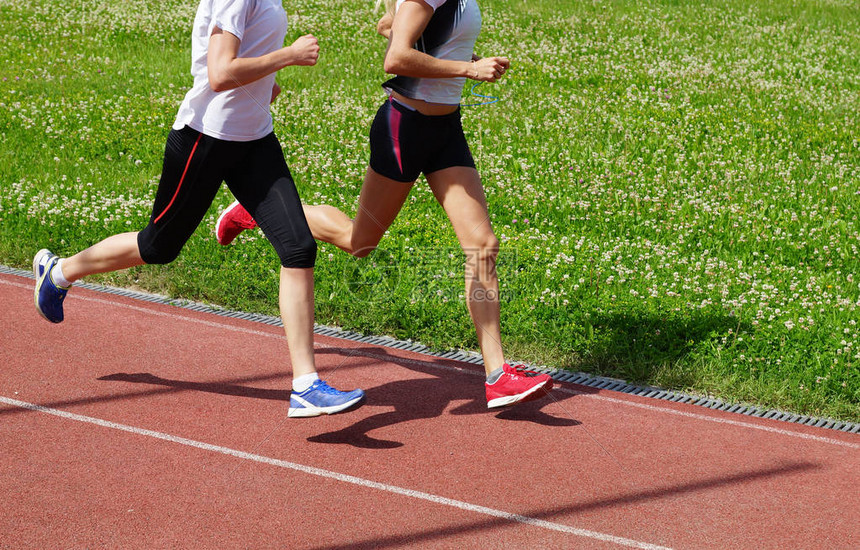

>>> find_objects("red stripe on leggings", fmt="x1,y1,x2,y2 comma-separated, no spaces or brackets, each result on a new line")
153,133,203,225
388,101,403,175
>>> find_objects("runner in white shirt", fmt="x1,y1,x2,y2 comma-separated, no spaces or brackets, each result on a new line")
33,0,365,418
217,0,553,409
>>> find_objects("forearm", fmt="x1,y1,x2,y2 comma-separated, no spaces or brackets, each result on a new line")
209,48,293,92
208,30,319,93
384,47,473,79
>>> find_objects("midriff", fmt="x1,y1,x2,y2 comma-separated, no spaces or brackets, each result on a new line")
390,91,459,116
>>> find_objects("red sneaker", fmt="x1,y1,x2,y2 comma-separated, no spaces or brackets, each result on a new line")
215,201,258,245
485,363,553,409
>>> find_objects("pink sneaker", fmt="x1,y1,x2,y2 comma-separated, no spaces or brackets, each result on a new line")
215,201,257,245
486,364,553,409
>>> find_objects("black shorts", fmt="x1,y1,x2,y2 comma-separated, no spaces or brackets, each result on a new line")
369,98,476,183
137,126,316,268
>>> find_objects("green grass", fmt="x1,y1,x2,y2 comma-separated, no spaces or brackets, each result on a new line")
1,0,858,421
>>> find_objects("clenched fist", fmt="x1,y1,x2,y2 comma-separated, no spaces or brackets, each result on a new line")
287,34,320,66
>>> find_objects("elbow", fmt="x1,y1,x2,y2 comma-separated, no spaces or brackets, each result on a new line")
384,41,413,75
207,66,232,92
209,74,229,93
383,53,404,75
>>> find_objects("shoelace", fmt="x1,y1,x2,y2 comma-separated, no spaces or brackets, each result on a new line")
236,214,257,229
228,205,257,228
510,365,542,377
311,381,340,394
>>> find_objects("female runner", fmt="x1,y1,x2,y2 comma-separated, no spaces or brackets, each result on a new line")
217,0,552,408
33,0,364,418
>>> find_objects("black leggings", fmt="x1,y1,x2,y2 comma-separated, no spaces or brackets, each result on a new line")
138,126,316,268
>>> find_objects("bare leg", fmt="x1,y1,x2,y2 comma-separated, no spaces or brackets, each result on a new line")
302,167,413,257
279,267,317,378
60,232,145,283
58,232,317,381
427,167,504,375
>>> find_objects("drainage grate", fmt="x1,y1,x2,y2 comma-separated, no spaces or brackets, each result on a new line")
6,263,859,434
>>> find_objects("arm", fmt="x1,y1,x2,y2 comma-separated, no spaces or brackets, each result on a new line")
207,29,320,93
383,0,508,81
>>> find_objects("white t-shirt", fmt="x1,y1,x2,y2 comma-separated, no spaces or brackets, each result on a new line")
383,0,482,105
173,0,288,142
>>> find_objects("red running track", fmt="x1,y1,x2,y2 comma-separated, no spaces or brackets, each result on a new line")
1,270,858,549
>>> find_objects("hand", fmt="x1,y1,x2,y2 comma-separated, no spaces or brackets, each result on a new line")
270,82,281,104
470,56,510,82
287,34,320,66
377,13,393,39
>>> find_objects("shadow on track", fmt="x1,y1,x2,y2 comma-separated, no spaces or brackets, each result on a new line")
306,346,580,449
98,372,290,400
87,345,581,449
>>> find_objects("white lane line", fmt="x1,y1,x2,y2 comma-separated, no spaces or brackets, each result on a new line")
0,395,671,550
4,276,858,449
556,388,860,450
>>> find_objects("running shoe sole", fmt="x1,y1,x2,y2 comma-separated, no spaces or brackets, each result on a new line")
32,249,56,323
487,378,552,409
288,393,365,418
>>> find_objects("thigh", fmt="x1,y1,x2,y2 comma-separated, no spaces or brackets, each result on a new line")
225,134,315,267
351,166,414,248
139,127,228,255
423,112,476,175
426,166,496,249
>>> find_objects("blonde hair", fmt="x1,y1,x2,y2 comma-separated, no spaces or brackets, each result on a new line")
375,0,397,14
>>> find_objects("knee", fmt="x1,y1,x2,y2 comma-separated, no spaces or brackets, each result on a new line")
137,234,182,265
350,235,381,259
470,234,500,264
279,235,317,268
464,234,500,278
141,246,182,265
351,245,376,259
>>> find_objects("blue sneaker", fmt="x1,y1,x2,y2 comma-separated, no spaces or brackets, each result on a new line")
33,249,70,323
288,380,365,418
